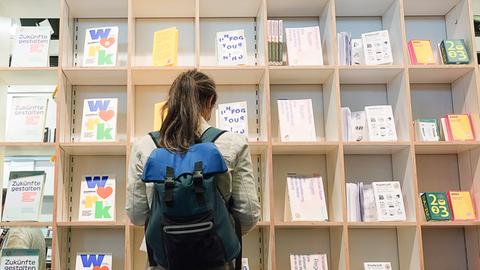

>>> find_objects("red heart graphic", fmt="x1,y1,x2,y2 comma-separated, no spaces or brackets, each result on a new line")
97,186,113,199
100,37,115,48
99,110,114,121
93,266,109,270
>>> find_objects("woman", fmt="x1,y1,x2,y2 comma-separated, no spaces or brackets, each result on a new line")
126,70,260,270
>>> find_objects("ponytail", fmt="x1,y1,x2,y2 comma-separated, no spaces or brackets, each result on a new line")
159,70,217,152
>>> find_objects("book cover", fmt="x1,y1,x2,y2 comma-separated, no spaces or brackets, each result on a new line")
351,38,364,65
341,107,351,141
5,96,49,142
277,99,316,142
11,26,51,67
408,40,436,65
285,26,324,66
421,192,452,221
360,183,377,222
152,27,178,66
285,175,328,221
216,29,247,66
361,30,393,65
364,262,392,270
80,98,118,142
0,249,39,270
372,181,406,221
83,26,118,67
290,254,328,270
348,111,367,142
2,171,46,221
216,101,248,136
415,118,440,142
365,105,398,141
447,191,476,221
79,175,116,221
440,39,469,64
153,101,168,130
445,114,475,141
75,253,112,270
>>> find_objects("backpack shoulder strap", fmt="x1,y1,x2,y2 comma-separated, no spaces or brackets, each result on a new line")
148,131,161,148
200,127,226,143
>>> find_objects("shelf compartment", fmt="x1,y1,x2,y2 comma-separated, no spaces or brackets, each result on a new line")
343,142,410,155
414,141,480,154
63,67,127,85
198,66,267,85
339,66,404,84
269,66,335,84
272,142,339,155
199,0,263,17
275,227,346,270
60,142,126,156
403,0,465,16
65,0,127,18
0,67,58,85
0,143,56,156
408,65,475,84
131,66,193,85
267,0,330,17
335,0,396,17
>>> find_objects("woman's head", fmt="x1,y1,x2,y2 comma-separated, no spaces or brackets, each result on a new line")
159,69,217,152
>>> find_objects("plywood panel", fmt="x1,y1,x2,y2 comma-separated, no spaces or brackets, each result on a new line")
422,228,468,270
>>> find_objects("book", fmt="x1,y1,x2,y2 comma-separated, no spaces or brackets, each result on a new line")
341,107,351,141
365,105,397,141
82,26,119,67
216,101,248,136
216,29,247,66
79,175,116,221
290,254,328,270
361,30,393,65
11,26,51,67
152,27,178,66
0,17,11,67
421,192,452,221
447,191,476,221
445,114,475,141
267,20,273,65
278,20,284,65
75,253,112,270
80,98,118,142
415,118,440,142
285,175,328,221
5,96,49,142
346,182,361,222
372,181,406,221
153,101,168,130
277,99,316,142
0,249,39,270
440,117,450,141
440,39,469,64
337,32,351,65
242,258,249,270
351,38,364,65
2,171,46,221
360,183,377,222
348,111,367,142
364,262,392,270
285,26,324,66
408,40,436,65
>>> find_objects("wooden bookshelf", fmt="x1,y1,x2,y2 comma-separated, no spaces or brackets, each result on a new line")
0,0,479,269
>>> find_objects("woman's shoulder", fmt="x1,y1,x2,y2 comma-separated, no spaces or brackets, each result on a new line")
215,131,249,158
131,134,157,157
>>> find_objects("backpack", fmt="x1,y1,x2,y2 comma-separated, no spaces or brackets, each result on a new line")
141,127,242,270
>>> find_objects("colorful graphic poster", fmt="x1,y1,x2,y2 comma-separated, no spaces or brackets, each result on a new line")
80,98,118,142
79,175,116,221
83,27,118,66
75,253,112,270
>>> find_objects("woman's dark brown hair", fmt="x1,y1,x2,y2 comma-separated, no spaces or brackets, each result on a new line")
158,70,217,152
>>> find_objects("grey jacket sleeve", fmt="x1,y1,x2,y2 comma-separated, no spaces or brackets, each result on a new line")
126,139,150,226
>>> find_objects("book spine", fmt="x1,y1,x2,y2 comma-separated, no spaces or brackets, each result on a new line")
447,192,456,221
421,193,432,221
444,116,453,141
440,41,449,64
268,20,272,65
408,41,417,65
279,20,284,65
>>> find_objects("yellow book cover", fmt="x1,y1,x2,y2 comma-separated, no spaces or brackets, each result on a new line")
446,114,475,141
153,101,168,130
448,191,476,220
152,27,178,66
409,40,435,64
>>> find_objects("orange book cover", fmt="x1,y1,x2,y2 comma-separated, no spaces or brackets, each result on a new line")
408,40,436,65
447,191,476,221
445,114,475,141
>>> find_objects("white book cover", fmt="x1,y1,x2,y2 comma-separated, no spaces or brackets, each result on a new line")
11,26,50,67
365,105,397,141
290,254,328,270
351,38,364,65
0,17,11,67
286,175,328,221
285,26,323,66
364,262,392,270
80,98,118,142
2,171,46,221
79,175,116,221
341,107,351,141
277,99,316,142
216,101,248,136
348,111,367,142
372,181,406,221
346,182,361,222
0,249,39,270
216,29,247,66
415,119,439,142
242,258,249,270
75,253,112,270
361,30,393,65
360,183,377,222
5,96,48,142
83,26,119,67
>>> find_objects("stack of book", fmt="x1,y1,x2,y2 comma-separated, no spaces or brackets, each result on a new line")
341,105,397,142
408,38,470,65
338,30,393,65
415,114,475,142
422,191,476,221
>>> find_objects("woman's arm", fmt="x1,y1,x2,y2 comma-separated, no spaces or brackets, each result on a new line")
126,140,150,226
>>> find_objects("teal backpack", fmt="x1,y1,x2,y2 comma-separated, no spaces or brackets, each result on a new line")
141,127,242,270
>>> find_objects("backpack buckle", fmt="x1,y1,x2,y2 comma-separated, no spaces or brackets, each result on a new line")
193,162,205,202
164,167,175,206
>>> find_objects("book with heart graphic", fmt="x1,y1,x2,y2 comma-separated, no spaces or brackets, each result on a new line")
80,98,118,142
79,175,116,221
75,253,112,270
83,26,119,67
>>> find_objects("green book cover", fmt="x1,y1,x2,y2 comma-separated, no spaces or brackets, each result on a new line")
421,192,452,221
440,39,470,64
